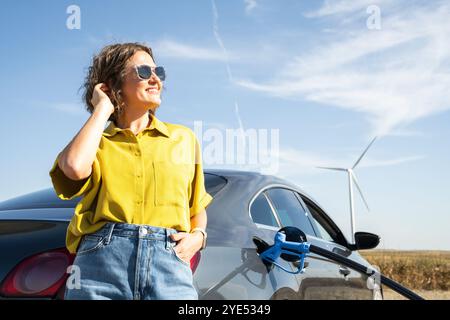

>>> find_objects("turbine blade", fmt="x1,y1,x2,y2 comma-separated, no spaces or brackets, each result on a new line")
351,172,370,212
316,166,347,172
352,136,377,169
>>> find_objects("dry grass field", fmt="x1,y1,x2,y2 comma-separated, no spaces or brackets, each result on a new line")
359,250,450,300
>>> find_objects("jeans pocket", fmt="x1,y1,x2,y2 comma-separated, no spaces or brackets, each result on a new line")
169,243,191,267
76,234,110,256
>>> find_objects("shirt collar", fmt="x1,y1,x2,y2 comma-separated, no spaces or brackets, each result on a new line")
102,113,170,138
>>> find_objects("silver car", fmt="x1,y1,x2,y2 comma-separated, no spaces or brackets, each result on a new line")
0,169,382,299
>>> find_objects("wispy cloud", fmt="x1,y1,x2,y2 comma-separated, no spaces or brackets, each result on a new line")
211,0,234,80
153,39,228,61
244,0,258,14
49,102,86,116
28,100,86,117
305,0,389,18
277,147,335,176
383,128,427,138
276,147,425,178
358,155,426,168
211,0,246,164
236,1,450,137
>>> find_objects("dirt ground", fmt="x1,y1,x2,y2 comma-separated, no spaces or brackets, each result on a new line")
382,288,450,300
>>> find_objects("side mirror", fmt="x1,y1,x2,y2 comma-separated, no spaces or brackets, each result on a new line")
352,232,380,250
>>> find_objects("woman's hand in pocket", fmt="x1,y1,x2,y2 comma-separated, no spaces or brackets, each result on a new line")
170,232,203,263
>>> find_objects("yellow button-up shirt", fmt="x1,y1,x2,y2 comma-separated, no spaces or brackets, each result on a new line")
49,113,213,254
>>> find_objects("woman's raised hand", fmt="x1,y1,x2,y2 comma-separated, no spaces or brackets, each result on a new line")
91,83,115,115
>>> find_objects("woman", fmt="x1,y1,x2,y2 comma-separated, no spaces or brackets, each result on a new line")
49,42,213,300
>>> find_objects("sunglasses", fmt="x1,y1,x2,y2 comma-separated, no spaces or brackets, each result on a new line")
135,65,166,81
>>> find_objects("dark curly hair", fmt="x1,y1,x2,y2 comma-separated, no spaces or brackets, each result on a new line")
81,42,156,123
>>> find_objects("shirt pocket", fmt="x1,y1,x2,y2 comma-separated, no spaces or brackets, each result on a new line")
153,161,191,208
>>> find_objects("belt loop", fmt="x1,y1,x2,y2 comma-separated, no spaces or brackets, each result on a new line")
104,223,115,245
165,228,171,250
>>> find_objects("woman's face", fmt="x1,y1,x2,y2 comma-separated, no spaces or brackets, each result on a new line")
121,50,163,111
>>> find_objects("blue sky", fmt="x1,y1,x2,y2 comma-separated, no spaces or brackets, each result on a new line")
0,0,449,250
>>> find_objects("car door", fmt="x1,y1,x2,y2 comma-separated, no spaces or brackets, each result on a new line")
264,187,349,299
197,176,299,300
299,194,373,299
247,191,302,299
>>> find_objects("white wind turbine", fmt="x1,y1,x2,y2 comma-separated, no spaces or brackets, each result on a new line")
317,137,377,244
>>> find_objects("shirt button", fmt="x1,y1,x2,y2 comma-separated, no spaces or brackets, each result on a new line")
135,151,141,156
136,174,141,178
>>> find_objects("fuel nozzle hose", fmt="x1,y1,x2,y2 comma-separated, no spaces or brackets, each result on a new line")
253,226,424,300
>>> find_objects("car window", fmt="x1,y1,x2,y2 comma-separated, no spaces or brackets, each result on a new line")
300,196,337,243
308,215,335,242
250,192,279,228
204,173,227,196
266,188,315,236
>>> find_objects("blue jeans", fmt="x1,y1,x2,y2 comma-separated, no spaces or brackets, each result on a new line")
64,222,198,300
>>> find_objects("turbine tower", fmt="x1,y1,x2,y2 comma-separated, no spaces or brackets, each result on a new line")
317,137,377,244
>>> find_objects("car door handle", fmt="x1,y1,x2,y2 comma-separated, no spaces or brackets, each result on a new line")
339,266,351,277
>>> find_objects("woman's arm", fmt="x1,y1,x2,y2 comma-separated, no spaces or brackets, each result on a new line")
58,83,114,180
190,207,207,231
